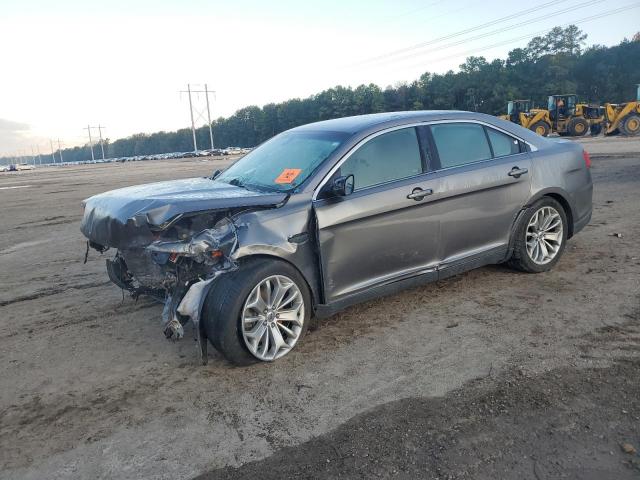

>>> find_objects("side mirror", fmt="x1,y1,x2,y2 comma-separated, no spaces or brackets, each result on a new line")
210,169,222,180
332,174,354,197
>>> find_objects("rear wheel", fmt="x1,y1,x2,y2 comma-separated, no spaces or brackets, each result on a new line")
621,114,640,136
509,197,568,273
529,121,549,137
202,258,311,365
568,118,589,136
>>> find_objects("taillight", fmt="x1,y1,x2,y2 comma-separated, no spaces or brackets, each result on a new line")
583,150,591,169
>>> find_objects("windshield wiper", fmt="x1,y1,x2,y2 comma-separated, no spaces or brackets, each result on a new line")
225,177,279,194
227,178,247,188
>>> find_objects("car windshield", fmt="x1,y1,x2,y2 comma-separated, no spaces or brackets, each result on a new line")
216,130,349,192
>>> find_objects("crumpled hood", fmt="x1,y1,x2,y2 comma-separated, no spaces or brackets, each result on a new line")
80,177,287,248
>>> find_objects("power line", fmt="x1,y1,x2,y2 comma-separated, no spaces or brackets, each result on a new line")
388,0,448,21
352,0,571,67
397,2,640,73
364,0,601,68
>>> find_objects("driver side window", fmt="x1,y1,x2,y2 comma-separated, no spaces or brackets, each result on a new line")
340,127,423,191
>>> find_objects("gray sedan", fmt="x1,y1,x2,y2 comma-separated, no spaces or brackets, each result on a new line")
80,111,593,364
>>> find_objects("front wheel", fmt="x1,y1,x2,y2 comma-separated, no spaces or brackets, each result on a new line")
529,121,549,137
568,118,589,136
203,258,311,365
621,114,640,136
509,197,568,273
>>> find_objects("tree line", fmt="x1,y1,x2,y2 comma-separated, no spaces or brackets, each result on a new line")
5,26,640,164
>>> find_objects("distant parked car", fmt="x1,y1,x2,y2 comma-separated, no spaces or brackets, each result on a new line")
81,111,593,365
17,163,35,170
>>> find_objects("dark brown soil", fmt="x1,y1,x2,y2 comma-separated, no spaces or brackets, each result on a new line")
198,357,640,480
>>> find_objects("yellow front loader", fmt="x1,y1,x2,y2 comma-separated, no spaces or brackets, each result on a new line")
603,84,640,136
500,100,551,136
546,95,604,137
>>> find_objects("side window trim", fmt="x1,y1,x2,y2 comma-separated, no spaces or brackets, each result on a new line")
422,125,441,172
312,120,536,200
415,126,432,173
482,126,496,158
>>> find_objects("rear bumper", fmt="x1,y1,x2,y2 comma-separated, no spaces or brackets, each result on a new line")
573,208,592,236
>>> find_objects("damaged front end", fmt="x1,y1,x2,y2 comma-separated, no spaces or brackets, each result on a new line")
80,178,288,364
105,214,237,363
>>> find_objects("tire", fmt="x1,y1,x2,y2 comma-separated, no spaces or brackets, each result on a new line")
590,123,603,136
568,117,589,136
508,197,568,273
202,257,311,365
529,121,549,137
621,113,640,136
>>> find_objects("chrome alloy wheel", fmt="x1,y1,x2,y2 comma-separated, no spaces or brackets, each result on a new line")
241,275,304,361
526,206,563,265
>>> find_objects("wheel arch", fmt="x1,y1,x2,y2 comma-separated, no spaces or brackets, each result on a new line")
526,188,575,238
506,189,574,262
234,252,320,310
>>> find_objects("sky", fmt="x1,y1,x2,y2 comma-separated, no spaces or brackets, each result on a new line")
0,0,638,157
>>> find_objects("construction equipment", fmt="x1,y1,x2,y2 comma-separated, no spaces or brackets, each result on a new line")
546,94,605,137
603,84,640,136
500,94,604,137
499,99,551,136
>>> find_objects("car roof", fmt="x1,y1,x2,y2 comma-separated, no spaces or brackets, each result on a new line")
290,110,471,134
288,110,552,158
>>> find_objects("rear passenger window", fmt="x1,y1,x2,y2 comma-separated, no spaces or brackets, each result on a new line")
486,127,521,157
430,123,492,169
340,127,423,191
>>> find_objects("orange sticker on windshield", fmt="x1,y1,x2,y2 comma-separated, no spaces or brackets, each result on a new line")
274,168,302,184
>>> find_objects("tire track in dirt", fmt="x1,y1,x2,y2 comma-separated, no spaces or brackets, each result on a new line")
0,281,111,307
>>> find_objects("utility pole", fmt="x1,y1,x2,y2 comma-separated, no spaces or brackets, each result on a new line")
187,84,198,154
205,83,215,150
180,83,216,154
58,139,64,163
84,125,95,161
36,145,42,165
50,140,56,164
97,125,106,160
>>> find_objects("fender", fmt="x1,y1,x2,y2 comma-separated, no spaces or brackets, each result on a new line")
232,248,322,308
525,187,576,235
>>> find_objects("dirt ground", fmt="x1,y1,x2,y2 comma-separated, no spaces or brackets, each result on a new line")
0,136,639,480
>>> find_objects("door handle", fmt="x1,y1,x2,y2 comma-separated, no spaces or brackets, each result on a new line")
407,187,433,201
508,166,529,178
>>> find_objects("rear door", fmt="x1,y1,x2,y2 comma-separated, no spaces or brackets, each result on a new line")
313,126,441,302
426,122,532,272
